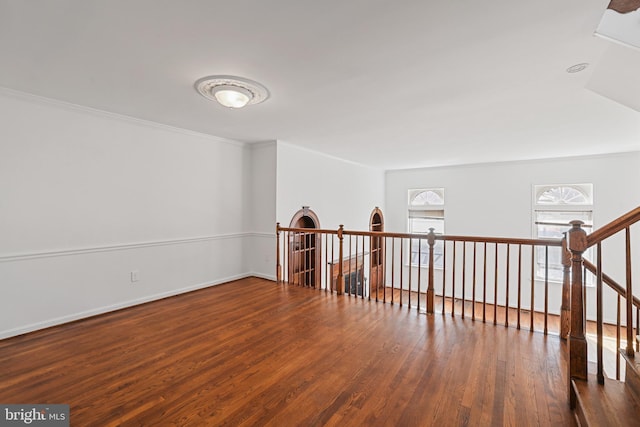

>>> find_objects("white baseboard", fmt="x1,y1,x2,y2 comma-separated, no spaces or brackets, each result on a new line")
250,272,277,281
0,273,252,340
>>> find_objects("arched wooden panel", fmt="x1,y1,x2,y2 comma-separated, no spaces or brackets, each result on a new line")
288,207,322,288
369,207,385,297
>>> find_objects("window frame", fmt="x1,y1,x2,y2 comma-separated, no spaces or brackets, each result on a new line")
408,188,445,268
532,184,593,284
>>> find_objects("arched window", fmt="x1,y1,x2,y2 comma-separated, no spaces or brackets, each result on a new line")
533,184,593,282
411,189,444,206
536,185,591,205
408,189,445,268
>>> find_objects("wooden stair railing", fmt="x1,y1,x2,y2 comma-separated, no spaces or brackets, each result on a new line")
567,205,640,411
568,221,589,406
276,223,564,334
583,258,640,382
587,206,640,359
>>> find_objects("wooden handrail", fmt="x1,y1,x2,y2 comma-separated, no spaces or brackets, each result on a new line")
583,258,640,310
566,207,640,404
278,223,564,324
278,225,562,247
438,235,562,246
278,226,339,235
586,205,640,247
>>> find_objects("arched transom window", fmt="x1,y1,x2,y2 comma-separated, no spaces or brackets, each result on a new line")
536,185,591,205
410,189,445,206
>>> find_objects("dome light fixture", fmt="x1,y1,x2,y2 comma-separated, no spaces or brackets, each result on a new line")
195,75,269,109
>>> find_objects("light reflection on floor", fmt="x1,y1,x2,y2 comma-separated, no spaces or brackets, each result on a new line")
586,333,626,380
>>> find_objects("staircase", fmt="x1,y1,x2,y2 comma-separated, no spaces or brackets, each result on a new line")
572,351,640,426
571,350,640,427
567,206,640,426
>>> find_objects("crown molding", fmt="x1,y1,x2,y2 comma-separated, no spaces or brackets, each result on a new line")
0,86,247,148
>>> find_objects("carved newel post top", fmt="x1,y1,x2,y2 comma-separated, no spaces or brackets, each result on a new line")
568,220,588,253
427,227,436,245
338,224,344,238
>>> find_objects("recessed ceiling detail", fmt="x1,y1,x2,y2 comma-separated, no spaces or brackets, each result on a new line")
195,75,269,109
566,63,589,73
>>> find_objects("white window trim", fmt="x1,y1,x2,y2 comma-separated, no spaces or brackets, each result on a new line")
407,188,445,269
532,184,594,285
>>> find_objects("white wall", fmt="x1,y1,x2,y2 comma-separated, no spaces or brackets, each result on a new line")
0,95,382,338
385,153,640,324
275,142,385,293
276,142,385,230
2,87,637,338
247,141,277,279
0,89,253,338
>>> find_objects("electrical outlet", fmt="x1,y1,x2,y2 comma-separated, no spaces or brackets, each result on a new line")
131,270,139,283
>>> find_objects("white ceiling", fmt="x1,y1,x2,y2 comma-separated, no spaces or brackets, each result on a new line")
1,0,639,170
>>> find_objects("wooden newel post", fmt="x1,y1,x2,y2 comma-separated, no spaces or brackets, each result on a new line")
625,227,634,358
560,233,571,340
568,220,588,408
276,223,282,283
337,225,344,295
427,227,436,314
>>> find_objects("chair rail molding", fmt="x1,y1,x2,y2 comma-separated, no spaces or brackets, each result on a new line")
0,232,251,263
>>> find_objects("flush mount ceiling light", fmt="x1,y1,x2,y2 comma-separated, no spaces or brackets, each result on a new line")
195,75,269,109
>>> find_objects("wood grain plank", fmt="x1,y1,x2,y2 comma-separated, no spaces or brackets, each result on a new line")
0,277,575,426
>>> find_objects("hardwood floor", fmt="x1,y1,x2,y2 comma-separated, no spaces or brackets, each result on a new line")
371,287,562,335
0,277,575,426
